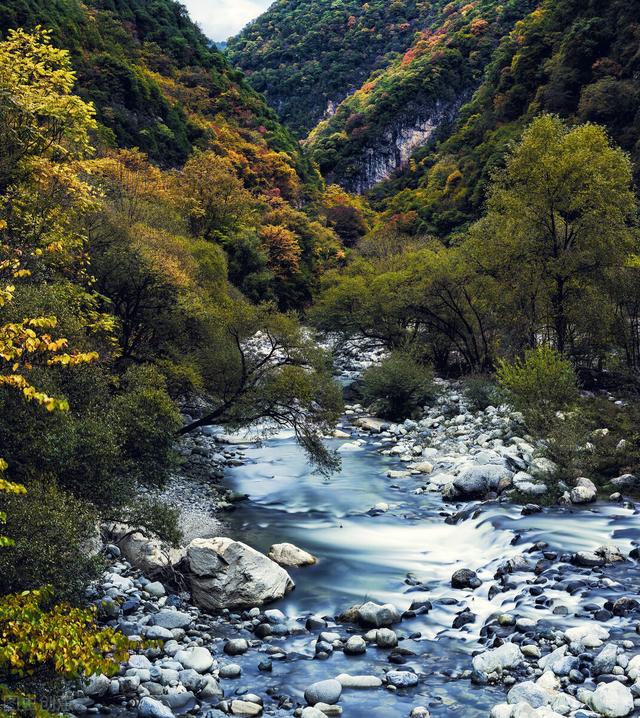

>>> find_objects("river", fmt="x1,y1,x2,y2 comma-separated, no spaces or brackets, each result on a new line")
209,418,640,717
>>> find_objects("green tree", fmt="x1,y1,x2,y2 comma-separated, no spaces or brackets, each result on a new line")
179,301,344,473
475,114,637,355
362,351,434,421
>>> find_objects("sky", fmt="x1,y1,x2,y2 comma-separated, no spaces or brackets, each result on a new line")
182,0,274,41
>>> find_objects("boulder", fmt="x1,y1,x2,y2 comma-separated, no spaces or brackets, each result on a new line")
507,681,551,709
152,610,193,630
564,624,609,649
344,635,366,655
224,639,249,656
593,644,619,675
472,643,523,674
385,671,419,687
84,674,111,698
574,544,625,568
610,474,638,490
375,628,398,648
109,524,175,576
626,654,640,680
182,537,294,610
138,697,175,718
174,647,214,673
304,679,342,706
268,543,317,567
452,464,513,498
230,700,262,716
589,681,634,717
145,581,166,597
301,709,326,718
355,417,388,433
412,462,434,474
357,601,401,627
336,673,382,688
451,568,481,590
571,478,597,504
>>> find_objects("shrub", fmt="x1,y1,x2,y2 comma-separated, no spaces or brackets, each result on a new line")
109,364,182,488
0,587,130,679
496,346,579,433
362,352,435,421
120,497,183,547
463,374,498,411
0,482,102,601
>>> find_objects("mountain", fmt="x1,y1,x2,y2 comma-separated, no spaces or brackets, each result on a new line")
229,0,640,239
0,0,316,184
305,0,535,192
227,0,448,138
374,0,640,237
229,0,536,192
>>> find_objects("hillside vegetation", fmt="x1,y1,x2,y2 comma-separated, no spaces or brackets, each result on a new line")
306,0,536,191
228,0,452,137
375,0,640,237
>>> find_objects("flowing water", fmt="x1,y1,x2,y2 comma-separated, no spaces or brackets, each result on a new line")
210,423,640,717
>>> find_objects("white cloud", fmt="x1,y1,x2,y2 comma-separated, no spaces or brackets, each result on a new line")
182,0,273,41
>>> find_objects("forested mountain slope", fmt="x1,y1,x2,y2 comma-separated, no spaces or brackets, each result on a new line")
0,0,312,178
227,0,451,137
229,0,536,192
306,0,535,192
374,0,640,237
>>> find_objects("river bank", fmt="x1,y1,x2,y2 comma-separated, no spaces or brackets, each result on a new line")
69,343,640,718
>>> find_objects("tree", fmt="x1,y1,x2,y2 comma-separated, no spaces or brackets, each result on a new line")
0,30,132,699
362,351,434,421
497,346,579,432
172,151,257,241
179,301,343,473
0,27,95,191
475,114,637,355
259,224,302,277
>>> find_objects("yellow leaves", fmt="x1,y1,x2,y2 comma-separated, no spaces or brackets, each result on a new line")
48,351,99,367
0,478,27,496
0,458,26,547
0,28,97,187
0,589,133,679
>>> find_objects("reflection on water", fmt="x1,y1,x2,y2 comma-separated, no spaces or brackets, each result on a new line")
214,429,640,717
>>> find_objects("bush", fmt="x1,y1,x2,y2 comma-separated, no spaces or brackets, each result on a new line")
120,497,183,547
496,346,579,433
463,374,498,411
0,482,102,602
362,352,435,421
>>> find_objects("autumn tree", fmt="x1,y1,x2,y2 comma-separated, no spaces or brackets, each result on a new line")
259,224,302,277
172,150,257,241
0,28,133,699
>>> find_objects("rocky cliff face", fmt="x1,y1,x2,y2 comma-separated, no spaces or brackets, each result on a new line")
338,98,465,194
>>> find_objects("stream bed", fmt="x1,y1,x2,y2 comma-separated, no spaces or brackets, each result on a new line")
209,421,640,718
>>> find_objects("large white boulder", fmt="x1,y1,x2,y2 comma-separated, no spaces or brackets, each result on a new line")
357,601,401,627
588,681,634,717
108,523,182,576
452,464,513,498
183,537,294,610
